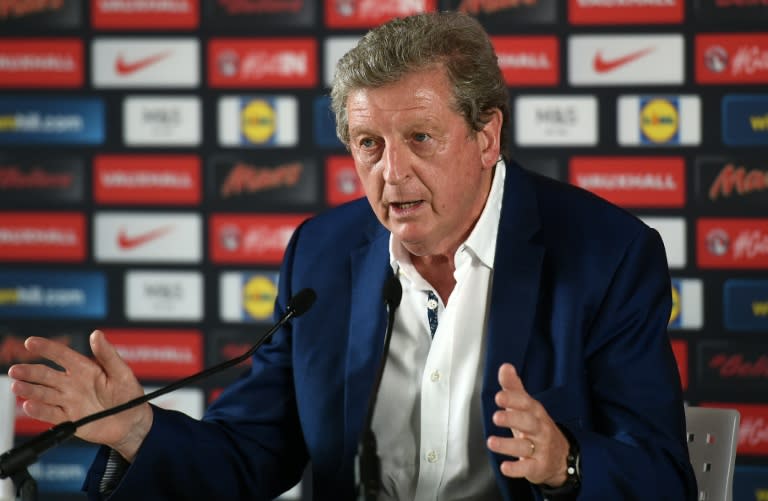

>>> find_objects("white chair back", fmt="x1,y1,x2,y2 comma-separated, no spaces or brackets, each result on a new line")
0,376,16,501
685,406,740,501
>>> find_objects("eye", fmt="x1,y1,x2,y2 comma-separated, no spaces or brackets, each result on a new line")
413,132,430,143
359,137,377,149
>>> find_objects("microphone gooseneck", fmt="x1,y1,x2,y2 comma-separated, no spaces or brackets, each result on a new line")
0,288,317,483
356,275,403,501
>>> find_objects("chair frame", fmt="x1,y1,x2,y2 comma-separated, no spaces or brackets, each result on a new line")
685,406,740,501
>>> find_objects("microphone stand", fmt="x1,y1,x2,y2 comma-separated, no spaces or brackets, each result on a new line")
356,276,402,501
0,288,316,501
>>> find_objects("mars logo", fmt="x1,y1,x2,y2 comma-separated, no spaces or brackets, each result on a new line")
708,162,768,201
443,0,554,24
1,0,65,18
220,162,302,198
0,0,80,28
0,332,76,366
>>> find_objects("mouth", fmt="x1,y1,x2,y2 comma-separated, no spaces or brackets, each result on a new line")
392,201,421,209
388,200,424,215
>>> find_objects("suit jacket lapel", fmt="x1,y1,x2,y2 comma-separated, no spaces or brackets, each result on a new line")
343,223,392,468
482,164,545,500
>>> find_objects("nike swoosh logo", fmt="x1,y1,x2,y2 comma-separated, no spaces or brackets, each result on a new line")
117,225,173,250
593,47,655,73
115,51,172,75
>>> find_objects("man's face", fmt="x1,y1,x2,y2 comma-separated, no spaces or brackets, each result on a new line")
346,67,501,258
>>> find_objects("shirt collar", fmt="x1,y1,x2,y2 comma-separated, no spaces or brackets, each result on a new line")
389,158,506,277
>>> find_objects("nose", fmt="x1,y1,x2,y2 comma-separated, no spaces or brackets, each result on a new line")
381,141,412,185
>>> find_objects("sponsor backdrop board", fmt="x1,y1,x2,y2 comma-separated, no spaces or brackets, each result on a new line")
1,0,767,499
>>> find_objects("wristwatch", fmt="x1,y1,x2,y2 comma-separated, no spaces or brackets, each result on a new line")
539,423,581,499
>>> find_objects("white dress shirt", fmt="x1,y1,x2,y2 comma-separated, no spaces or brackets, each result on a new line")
371,159,506,501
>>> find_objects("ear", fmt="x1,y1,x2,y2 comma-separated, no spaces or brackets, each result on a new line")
476,108,503,170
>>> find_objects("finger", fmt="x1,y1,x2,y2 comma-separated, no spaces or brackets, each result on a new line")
499,457,536,479
498,363,525,392
90,330,130,379
8,363,66,390
487,435,538,460
11,379,63,406
22,399,68,425
494,388,535,412
23,336,90,371
493,409,539,436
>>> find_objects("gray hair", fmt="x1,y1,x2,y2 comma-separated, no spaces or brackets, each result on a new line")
330,11,510,159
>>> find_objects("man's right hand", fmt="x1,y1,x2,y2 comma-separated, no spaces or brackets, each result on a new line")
7,330,153,462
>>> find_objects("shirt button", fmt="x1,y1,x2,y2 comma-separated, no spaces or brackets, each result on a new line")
430,370,441,382
427,298,438,310
426,450,439,463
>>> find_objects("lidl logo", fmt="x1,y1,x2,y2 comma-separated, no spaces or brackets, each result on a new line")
640,98,679,144
243,275,278,321
219,271,279,322
241,99,275,144
218,96,297,147
618,94,700,146
669,278,703,330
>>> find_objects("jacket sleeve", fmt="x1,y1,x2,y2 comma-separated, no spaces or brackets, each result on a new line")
83,224,310,501
543,227,697,500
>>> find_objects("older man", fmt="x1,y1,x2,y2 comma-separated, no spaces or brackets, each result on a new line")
9,11,696,501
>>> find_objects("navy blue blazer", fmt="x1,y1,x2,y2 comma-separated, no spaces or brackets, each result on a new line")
86,163,697,500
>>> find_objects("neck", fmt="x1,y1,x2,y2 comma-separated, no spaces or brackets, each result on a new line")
411,253,456,304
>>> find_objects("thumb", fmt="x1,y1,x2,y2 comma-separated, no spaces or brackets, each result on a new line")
89,330,130,378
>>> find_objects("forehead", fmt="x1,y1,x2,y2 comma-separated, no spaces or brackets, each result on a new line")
346,69,457,128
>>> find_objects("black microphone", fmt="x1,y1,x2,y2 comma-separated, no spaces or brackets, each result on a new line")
0,288,317,482
356,275,403,501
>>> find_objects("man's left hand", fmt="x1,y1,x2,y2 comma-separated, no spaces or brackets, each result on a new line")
486,363,570,488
